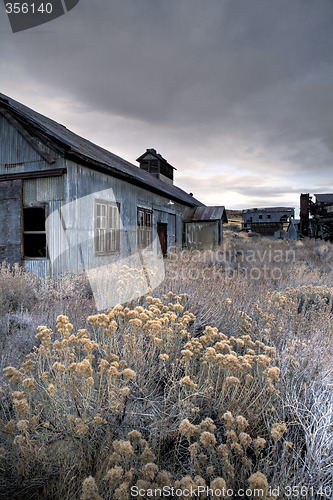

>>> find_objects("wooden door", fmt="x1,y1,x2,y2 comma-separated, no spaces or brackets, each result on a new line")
157,223,167,257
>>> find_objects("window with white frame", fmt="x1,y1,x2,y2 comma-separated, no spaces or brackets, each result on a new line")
137,207,153,249
95,200,120,255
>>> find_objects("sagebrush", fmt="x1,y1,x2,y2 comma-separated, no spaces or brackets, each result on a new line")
0,235,332,499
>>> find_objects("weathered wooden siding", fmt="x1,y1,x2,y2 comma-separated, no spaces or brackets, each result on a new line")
185,221,219,250
0,112,67,276
42,160,191,275
23,176,65,204
0,113,63,175
0,180,22,266
23,259,51,279
22,177,65,278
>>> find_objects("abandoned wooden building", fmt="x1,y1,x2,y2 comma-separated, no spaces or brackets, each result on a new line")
300,193,333,241
184,206,228,250
242,207,297,239
0,93,227,279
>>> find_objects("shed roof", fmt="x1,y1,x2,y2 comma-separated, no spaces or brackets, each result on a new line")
314,193,333,203
184,206,228,223
0,93,202,207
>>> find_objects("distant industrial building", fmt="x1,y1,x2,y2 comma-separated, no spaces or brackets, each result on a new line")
242,207,297,239
300,193,333,241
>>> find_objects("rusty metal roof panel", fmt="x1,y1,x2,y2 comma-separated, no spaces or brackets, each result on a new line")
185,206,227,222
0,93,203,207
314,194,333,203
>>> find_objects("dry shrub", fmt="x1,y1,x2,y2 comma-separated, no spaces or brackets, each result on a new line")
0,265,95,377
159,240,333,496
0,262,39,312
1,294,285,499
0,236,332,499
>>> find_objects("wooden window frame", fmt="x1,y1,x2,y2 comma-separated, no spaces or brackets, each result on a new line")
95,199,120,256
23,203,48,260
137,207,153,249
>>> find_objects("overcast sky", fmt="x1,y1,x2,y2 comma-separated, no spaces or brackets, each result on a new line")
1,0,333,211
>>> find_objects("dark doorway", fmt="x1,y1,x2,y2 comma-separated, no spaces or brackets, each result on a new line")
157,223,167,257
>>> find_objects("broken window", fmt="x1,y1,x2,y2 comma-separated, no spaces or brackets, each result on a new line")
23,206,47,258
137,208,153,249
95,200,120,255
259,215,263,220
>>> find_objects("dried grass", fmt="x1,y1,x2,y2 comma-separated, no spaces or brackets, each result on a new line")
0,235,332,499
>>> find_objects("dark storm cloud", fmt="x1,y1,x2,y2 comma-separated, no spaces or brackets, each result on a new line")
1,0,333,207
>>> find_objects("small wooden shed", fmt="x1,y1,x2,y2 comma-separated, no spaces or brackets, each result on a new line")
184,206,228,249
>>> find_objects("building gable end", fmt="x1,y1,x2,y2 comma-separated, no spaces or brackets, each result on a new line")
0,108,57,166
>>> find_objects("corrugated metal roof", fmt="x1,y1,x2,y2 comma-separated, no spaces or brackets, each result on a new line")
0,93,203,207
184,206,228,222
242,207,294,213
314,193,333,203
